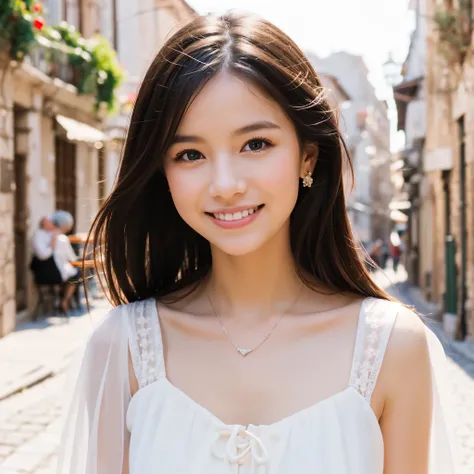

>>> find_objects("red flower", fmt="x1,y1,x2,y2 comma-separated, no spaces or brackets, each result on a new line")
33,3,43,12
33,17,45,30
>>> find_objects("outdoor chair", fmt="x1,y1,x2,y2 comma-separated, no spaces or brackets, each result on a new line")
32,283,65,320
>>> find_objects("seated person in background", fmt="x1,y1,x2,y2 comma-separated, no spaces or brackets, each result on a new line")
50,210,81,313
31,212,80,314
31,216,63,285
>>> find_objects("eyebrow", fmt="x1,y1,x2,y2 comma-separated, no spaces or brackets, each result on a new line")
234,120,281,135
171,120,281,145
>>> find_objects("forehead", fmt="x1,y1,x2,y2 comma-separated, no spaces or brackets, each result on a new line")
176,71,291,133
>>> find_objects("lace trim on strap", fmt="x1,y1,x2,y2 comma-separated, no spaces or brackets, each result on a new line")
349,298,399,403
127,298,166,389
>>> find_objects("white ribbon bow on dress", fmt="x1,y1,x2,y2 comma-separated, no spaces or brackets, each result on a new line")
212,425,269,471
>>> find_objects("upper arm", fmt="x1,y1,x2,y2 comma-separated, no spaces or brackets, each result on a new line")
379,306,432,474
32,232,53,260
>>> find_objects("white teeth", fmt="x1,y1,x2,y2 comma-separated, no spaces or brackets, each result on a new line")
212,207,259,221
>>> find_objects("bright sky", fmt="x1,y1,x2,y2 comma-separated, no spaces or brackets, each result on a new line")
187,0,414,101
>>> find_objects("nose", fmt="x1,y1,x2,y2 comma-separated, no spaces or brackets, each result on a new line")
209,157,246,199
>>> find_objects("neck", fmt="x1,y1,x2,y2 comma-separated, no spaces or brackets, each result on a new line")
206,229,304,321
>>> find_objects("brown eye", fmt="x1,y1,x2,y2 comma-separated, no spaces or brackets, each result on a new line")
242,138,273,153
176,149,204,162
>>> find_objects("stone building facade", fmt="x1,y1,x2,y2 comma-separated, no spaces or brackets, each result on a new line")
0,3,111,336
393,0,427,290
0,0,196,337
310,52,393,245
0,54,16,336
417,0,474,340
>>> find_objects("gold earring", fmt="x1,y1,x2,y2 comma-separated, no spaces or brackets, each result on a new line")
302,172,313,188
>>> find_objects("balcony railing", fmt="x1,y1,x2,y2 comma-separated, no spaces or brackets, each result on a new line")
24,36,79,86
2,8,123,113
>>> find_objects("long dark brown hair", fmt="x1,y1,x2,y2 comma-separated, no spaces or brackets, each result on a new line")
87,11,392,306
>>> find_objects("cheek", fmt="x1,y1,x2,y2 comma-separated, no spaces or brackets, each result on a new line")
166,167,204,216
261,149,301,194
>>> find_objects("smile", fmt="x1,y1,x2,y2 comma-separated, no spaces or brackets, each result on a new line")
205,205,264,229
212,206,260,221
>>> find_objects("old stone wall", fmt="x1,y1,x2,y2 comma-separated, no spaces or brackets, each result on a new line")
0,60,16,337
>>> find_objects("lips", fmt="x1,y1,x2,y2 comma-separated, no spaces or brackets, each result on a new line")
205,204,264,227
209,205,262,222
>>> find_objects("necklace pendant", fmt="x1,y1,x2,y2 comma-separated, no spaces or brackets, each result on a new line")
237,347,252,357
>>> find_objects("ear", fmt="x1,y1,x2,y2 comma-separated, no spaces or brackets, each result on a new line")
299,142,319,178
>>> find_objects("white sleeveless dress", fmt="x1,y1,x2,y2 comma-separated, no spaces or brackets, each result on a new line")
56,297,458,474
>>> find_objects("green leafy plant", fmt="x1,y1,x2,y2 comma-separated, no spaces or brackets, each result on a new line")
433,0,473,64
0,4,123,113
40,22,123,111
41,23,94,92
0,0,40,60
88,35,124,112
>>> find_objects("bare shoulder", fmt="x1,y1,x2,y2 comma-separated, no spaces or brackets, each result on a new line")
379,303,431,401
386,304,430,361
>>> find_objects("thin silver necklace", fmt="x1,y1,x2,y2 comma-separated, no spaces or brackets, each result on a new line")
208,285,304,357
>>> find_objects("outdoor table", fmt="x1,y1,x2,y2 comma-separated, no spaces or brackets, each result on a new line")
71,260,95,269
68,233,89,244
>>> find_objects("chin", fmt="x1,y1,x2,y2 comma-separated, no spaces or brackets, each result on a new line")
207,235,268,257
184,213,290,257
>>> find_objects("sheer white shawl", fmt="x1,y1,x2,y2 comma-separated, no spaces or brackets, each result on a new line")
55,303,459,474
56,306,131,473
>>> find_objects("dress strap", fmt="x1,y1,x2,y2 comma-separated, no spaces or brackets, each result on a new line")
127,298,166,389
349,297,400,403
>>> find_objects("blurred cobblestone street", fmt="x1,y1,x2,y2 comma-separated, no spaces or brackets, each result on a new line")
0,299,111,474
444,350,474,473
0,269,473,473
0,376,63,474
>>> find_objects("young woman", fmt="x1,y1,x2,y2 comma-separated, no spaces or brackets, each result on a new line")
57,12,456,474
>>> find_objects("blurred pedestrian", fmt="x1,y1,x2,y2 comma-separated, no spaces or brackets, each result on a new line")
380,241,390,269
390,231,402,273
56,12,456,474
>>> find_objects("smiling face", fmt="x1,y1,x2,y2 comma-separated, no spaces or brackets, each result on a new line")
164,72,317,256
